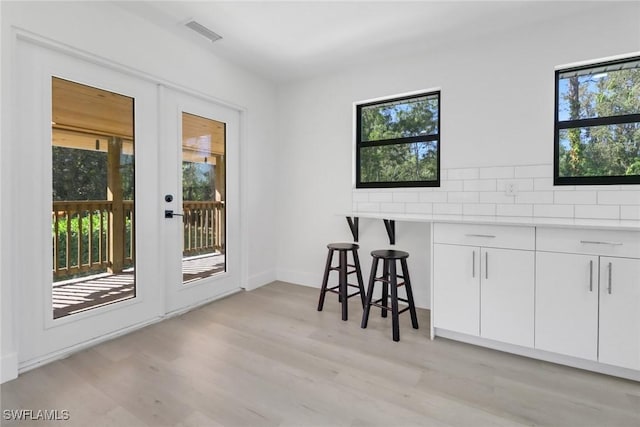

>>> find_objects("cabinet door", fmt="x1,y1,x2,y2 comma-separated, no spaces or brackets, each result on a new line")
599,257,640,370
480,248,534,347
433,244,480,336
535,252,598,360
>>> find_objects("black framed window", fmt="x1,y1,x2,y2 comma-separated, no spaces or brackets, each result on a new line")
555,56,640,185
356,91,440,188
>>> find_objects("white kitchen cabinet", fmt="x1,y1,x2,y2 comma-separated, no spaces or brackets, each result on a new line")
433,224,535,347
480,247,534,347
433,243,480,336
535,252,599,360
599,256,640,371
535,228,640,371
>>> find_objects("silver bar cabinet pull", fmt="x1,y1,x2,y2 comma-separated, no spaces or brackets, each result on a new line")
472,251,476,278
608,262,612,294
589,260,593,292
466,234,496,238
580,240,623,246
485,252,489,279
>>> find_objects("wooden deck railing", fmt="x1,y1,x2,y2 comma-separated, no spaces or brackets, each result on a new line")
52,200,134,280
52,200,223,280
183,201,225,255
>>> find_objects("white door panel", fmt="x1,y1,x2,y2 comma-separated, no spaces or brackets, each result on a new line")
16,40,162,365
160,88,241,313
480,248,534,347
599,257,640,370
535,252,598,361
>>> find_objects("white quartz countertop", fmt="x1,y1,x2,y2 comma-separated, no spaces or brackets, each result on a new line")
340,212,640,231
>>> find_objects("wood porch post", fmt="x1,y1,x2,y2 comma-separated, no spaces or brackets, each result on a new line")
107,137,124,273
214,154,225,251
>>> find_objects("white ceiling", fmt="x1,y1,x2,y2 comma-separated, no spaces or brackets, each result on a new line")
115,1,609,83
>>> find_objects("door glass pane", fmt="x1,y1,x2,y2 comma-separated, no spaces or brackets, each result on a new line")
51,77,135,319
182,112,226,284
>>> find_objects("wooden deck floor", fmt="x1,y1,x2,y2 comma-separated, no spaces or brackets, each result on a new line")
4,281,640,426
53,253,225,318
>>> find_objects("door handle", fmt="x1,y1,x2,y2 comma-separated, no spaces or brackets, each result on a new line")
589,260,593,292
164,210,184,219
608,262,612,295
472,250,475,278
580,240,623,246
485,252,488,280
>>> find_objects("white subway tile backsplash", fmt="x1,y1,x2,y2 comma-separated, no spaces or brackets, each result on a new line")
380,203,405,213
419,192,448,203
464,179,497,192
533,177,552,191
497,178,534,192
480,192,515,204
597,191,640,205
434,203,463,215
497,204,533,217
448,192,479,203
406,203,433,214
554,184,576,191
535,178,579,192
534,204,574,218
448,167,480,180
576,185,621,191
440,180,464,192
575,205,620,220
514,164,551,178
369,192,393,203
516,191,554,204
393,192,419,203
479,166,514,179
621,206,640,220
351,164,634,222
355,202,380,213
463,203,496,216
554,191,597,205
353,192,369,203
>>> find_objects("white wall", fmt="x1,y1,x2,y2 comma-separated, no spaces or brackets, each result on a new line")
275,2,640,309
1,1,278,382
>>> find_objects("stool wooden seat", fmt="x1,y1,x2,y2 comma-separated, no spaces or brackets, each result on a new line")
361,249,418,341
317,243,366,321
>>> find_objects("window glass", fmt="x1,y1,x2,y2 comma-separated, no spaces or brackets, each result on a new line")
356,91,440,188
555,57,640,185
51,77,136,319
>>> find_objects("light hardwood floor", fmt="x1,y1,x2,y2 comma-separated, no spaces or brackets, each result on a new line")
2,281,640,426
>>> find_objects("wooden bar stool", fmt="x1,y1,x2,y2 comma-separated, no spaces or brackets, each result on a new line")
317,243,366,321
361,249,419,341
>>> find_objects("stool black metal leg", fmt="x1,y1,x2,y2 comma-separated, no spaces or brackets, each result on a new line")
317,249,334,311
381,259,389,318
361,257,378,329
339,249,348,321
401,258,419,329
390,260,400,342
352,249,366,308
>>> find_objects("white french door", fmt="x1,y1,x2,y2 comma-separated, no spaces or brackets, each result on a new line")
15,40,163,366
160,87,241,313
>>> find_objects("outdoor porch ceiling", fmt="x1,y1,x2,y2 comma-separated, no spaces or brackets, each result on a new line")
51,78,225,162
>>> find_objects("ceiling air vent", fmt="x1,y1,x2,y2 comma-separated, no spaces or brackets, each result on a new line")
185,20,222,43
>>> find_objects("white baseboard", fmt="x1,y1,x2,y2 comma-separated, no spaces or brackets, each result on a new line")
275,269,319,288
244,270,277,291
1,352,18,383
435,328,640,382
